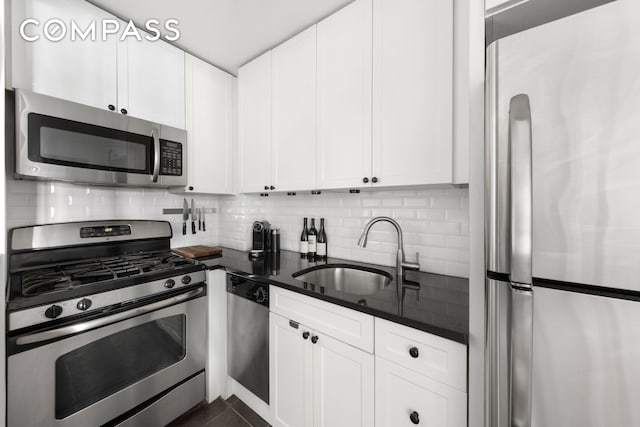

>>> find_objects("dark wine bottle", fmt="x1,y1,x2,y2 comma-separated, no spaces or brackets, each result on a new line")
300,218,309,259
308,218,318,259
317,218,327,261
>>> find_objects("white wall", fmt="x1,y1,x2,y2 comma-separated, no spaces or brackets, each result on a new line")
219,187,470,278
4,180,220,248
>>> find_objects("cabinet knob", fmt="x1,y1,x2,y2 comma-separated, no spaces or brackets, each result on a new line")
409,347,419,358
302,331,310,340
410,411,420,424
311,335,319,344
188,186,194,191
372,177,379,183
264,186,269,190
108,104,115,111
270,185,275,190
362,177,369,183
120,108,128,115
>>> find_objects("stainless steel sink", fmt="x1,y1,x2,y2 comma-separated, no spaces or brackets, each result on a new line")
292,264,392,295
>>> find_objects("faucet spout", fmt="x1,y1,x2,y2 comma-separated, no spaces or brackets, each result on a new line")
357,217,419,291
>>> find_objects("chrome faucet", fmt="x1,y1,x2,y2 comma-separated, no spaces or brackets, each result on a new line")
357,217,420,287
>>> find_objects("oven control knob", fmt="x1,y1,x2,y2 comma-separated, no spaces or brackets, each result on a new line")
181,275,192,285
76,298,92,311
164,279,176,289
45,304,63,319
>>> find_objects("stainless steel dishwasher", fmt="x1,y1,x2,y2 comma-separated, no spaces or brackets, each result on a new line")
227,273,269,403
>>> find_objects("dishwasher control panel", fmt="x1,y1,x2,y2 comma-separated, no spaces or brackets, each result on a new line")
226,274,270,308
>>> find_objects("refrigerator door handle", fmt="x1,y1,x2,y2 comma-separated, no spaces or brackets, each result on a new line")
508,94,534,427
510,287,533,427
509,94,533,285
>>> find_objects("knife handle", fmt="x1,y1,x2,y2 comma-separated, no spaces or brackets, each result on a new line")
192,221,196,234
182,222,186,235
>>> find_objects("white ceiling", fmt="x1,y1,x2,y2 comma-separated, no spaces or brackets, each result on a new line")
88,0,355,75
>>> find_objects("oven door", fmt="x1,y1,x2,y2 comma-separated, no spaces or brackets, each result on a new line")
7,288,206,427
14,89,187,188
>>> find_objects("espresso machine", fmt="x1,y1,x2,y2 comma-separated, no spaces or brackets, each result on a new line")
250,221,271,258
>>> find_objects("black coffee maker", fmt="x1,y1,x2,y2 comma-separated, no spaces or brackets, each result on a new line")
250,220,271,258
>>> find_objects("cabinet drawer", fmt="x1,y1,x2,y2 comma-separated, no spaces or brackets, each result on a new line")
375,357,466,427
270,286,374,353
375,318,466,391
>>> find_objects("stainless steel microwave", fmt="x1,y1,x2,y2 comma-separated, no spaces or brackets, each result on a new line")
14,89,187,188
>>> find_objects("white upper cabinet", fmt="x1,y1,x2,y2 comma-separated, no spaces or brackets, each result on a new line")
11,0,185,129
271,26,317,192
316,0,373,190
182,54,234,194
11,0,118,111
238,51,273,193
117,36,185,129
372,0,453,186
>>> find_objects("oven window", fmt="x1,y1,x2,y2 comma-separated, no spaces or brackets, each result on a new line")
55,315,186,419
28,113,152,174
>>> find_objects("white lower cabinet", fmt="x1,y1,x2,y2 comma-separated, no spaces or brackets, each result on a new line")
375,357,467,427
269,312,374,427
270,312,313,427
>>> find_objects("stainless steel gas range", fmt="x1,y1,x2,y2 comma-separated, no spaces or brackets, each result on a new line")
6,220,207,427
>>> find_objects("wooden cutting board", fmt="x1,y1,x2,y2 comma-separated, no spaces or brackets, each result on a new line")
172,245,223,259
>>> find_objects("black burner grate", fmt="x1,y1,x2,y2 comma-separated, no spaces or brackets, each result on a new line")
20,251,196,297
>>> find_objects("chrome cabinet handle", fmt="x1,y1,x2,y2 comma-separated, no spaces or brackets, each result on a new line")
508,94,533,427
16,287,204,345
151,129,160,183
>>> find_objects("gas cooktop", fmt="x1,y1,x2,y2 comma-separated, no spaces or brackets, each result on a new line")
7,220,206,313
19,251,196,297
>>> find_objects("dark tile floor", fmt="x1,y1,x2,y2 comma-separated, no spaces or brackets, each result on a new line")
167,395,271,427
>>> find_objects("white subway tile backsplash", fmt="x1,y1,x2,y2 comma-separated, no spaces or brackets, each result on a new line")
219,188,469,278
5,179,469,278
5,180,220,248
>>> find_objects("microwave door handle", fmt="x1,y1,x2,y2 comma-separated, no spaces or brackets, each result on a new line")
508,94,533,427
151,129,160,183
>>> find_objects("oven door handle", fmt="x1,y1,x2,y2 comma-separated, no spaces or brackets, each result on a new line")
16,287,204,346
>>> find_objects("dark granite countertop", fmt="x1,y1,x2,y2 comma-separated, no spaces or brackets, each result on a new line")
198,247,469,344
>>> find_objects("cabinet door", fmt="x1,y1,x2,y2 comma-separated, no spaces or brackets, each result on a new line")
270,313,313,427
11,0,117,111
238,51,272,193
271,26,317,192
117,36,185,129
184,54,234,194
375,357,466,427
312,332,374,427
316,0,373,190
372,0,453,186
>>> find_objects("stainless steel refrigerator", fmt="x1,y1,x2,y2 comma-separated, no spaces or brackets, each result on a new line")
485,1,640,426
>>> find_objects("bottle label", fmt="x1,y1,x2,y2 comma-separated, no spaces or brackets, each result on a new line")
308,235,317,252
317,243,327,256
300,241,309,254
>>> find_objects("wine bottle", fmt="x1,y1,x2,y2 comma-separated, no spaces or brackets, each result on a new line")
300,218,309,259
317,218,327,261
308,218,318,259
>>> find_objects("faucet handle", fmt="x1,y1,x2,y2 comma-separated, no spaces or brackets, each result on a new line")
402,252,420,271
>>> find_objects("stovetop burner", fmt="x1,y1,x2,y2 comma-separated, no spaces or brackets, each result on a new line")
19,251,197,297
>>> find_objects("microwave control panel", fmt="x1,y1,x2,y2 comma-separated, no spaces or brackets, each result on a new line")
160,140,183,176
